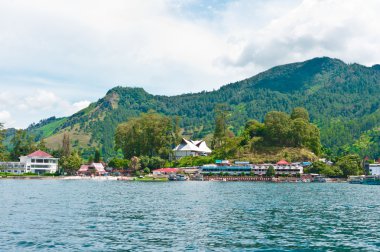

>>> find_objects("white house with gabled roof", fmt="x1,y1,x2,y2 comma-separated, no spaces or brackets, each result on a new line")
0,150,59,174
173,138,212,159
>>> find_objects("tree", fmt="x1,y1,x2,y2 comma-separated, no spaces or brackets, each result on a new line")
173,116,182,144
37,138,48,152
290,118,309,147
115,111,176,159
243,120,265,140
335,154,363,177
0,123,8,161
266,165,276,177
94,149,101,163
291,107,310,122
305,124,321,156
108,158,130,169
59,151,82,175
140,156,165,170
213,137,244,159
62,133,71,157
351,134,373,158
307,161,343,177
212,104,231,149
143,167,150,174
130,156,141,172
264,111,292,146
10,130,36,160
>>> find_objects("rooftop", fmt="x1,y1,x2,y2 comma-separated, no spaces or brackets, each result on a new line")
27,150,53,158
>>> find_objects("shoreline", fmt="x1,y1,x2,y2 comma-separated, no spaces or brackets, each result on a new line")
0,175,348,183
0,176,133,181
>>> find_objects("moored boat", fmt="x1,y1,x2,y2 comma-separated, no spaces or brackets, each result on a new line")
168,173,188,181
348,175,364,184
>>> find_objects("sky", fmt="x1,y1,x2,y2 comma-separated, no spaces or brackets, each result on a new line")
0,0,379,128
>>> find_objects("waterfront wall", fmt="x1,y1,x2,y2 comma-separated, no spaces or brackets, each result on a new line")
203,176,273,182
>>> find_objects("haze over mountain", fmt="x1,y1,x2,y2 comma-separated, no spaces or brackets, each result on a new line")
22,57,380,159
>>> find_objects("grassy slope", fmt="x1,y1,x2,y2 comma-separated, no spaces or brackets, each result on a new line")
239,147,318,164
37,118,67,139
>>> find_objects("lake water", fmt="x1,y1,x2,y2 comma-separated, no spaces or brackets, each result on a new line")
1,180,380,251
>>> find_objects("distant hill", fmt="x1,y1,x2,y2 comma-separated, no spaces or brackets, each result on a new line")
23,57,380,159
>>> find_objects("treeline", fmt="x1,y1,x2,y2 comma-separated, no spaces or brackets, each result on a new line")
211,106,321,159
0,126,51,161
305,155,364,177
108,107,321,174
115,111,180,159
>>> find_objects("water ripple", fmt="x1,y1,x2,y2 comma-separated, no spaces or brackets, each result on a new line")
1,180,380,251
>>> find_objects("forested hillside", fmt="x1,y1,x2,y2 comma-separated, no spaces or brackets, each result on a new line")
23,57,380,159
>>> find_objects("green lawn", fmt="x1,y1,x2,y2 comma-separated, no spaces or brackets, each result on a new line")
133,176,168,182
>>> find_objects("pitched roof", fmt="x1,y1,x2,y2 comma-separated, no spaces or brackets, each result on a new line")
153,168,179,173
173,138,212,153
27,150,53,158
277,160,290,165
79,165,89,172
78,163,105,173
91,163,105,171
195,141,212,153
173,138,200,152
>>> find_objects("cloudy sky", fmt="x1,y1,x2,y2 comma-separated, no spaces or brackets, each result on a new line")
0,0,379,128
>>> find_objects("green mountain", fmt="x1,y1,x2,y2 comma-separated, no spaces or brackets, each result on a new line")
25,57,380,159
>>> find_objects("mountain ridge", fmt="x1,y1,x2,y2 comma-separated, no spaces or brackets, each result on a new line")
18,56,380,159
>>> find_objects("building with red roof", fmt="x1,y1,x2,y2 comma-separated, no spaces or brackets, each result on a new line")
276,160,290,165
20,150,59,174
253,161,303,176
78,163,106,176
0,150,59,174
27,150,53,158
152,168,179,175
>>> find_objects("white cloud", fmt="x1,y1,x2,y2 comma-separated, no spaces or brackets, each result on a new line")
0,89,92,128
220,0,380,69
22,90,59,110
0,110,11,121
0,0,379,128
67,100,91,116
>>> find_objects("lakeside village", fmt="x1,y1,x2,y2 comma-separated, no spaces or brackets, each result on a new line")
1,138,380,184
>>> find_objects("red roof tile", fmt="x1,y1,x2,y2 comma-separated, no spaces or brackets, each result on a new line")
153,168,179,173
276,160,290,165
27,150,53,158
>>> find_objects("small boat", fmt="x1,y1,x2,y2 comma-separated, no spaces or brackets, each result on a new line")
313,175,327,183
348,176,364,184
168,174,188,181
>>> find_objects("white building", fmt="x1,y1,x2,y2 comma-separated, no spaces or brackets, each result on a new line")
252,160,303,176
173,138,212,159
369,163,380,175
0,150,59,174
0,162,26,174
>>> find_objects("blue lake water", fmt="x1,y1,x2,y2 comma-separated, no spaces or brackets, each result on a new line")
1,180,380,251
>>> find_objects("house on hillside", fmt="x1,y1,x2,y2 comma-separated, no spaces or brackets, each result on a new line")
0,150,59,174
78,163,106,176
172,138,212,159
